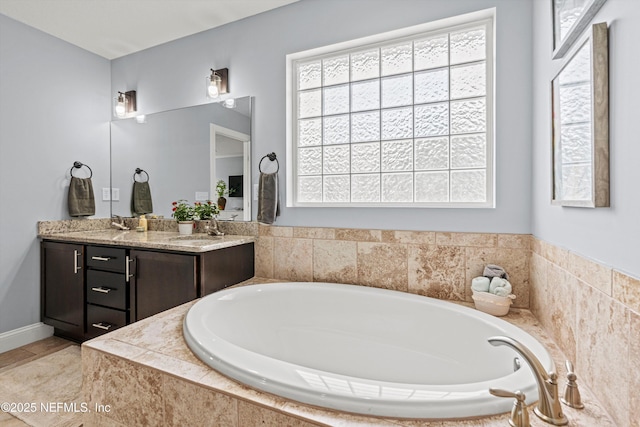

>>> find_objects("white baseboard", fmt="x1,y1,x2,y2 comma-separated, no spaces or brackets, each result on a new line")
0,322,54,353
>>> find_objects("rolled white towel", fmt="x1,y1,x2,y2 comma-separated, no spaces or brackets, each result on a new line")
489,277,512,297
471,276,490,292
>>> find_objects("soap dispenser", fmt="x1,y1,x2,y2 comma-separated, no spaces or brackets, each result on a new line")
139,215,147,232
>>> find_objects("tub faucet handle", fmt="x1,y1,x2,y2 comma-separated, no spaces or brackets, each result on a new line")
561,360,584,409
489,388,530,427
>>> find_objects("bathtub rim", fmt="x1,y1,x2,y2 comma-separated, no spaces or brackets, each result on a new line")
183,282,553,419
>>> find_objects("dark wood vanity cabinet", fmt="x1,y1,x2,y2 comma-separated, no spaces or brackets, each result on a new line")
130,250,197,321
41,240,254,342
41,241,85,341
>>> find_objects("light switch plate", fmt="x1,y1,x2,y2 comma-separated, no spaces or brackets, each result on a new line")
102,188,111,201
195,192,209,201
111,188,120,201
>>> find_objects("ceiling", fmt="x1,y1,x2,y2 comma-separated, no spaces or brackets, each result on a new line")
0,0,298,59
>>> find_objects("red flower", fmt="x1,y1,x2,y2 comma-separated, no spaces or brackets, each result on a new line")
172,207,176,212
172,201,177,205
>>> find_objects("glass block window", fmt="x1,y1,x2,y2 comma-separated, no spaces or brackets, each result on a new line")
288,14,494,207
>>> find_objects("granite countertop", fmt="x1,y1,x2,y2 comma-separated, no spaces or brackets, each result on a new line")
39,229,255,253
83,278,616,427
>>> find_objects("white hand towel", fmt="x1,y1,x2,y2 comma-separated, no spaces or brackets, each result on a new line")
489,277,512,297
471,276,490,292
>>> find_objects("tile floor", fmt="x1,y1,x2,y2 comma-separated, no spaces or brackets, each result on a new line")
0,337,76,426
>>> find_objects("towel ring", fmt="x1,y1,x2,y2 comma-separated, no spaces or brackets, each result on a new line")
259,152,279,173
70,161,92,178
133,168,150,182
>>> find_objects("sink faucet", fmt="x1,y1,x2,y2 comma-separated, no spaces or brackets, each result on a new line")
111,215,129,230
205,218,224,236
488,336,568,426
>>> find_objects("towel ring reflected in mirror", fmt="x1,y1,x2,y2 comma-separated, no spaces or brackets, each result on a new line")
133,168,150,182
259,152,279,173
70,161,93,178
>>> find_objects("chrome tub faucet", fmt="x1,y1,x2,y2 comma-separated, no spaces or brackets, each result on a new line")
488,336,568,426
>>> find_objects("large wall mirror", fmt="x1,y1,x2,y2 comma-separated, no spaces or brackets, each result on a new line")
110,96,252,220
551,22,609,207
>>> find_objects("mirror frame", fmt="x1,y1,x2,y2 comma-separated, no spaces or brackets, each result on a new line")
551,22,609,207
552,0,607,59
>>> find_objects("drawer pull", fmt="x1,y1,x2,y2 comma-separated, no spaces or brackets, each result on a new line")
91,322,112,331
91,256,112,262
91,286,112,294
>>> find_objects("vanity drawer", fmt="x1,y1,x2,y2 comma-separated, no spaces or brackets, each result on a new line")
86,246,127,273
86,270,127,310
86,304,127,339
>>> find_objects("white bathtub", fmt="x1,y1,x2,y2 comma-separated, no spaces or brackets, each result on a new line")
183,282,552,419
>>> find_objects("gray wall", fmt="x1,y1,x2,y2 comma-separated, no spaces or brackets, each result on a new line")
531,0,640,277
111,0,534,233
0,15,111,334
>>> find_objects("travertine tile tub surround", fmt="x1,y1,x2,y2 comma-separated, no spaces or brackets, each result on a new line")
255,225,531,308
530,238,640,427
81,279,615,426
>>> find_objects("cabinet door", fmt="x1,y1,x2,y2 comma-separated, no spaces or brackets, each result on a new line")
41,241,84,340
130,250,197,321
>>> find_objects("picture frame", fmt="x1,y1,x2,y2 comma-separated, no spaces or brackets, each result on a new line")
552,0,607,59
551,22,609,207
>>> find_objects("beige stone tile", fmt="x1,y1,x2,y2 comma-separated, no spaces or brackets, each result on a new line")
83,413,129,427
294,227,336,240
530,236,542,255
408,245,466,301
163,374,238,426
357,242,408,291
541,240,570,269
576,286,630,427
381,230,436,245
313,239,357,284
529,253,549,323
436,232,497,247
83,349,164,426
238,400,323,426
281,401,400,426
335,228,382,242
274,237,313,281
613,270,640,313
259,224,293,237
255,235,275,278
497,233,530,249
83,338,148,360
545,264,577,363
132,350,211,384
0,412,30,427
464,247,530,308
629,310,640,427
566,252,612,296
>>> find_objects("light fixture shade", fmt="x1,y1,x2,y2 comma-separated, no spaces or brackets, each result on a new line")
206,68,228,99
114,90,136,118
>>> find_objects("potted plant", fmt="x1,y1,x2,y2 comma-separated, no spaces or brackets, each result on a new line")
215,180,235,210
171,200,195,235
194,200,219,220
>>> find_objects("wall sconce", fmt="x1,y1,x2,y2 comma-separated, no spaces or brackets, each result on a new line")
207,68,228,99
114,90,136,118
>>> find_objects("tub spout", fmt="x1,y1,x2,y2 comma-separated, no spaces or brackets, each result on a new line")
488,336,568,426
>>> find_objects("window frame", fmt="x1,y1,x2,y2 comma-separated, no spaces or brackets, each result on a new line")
286,9,496,208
